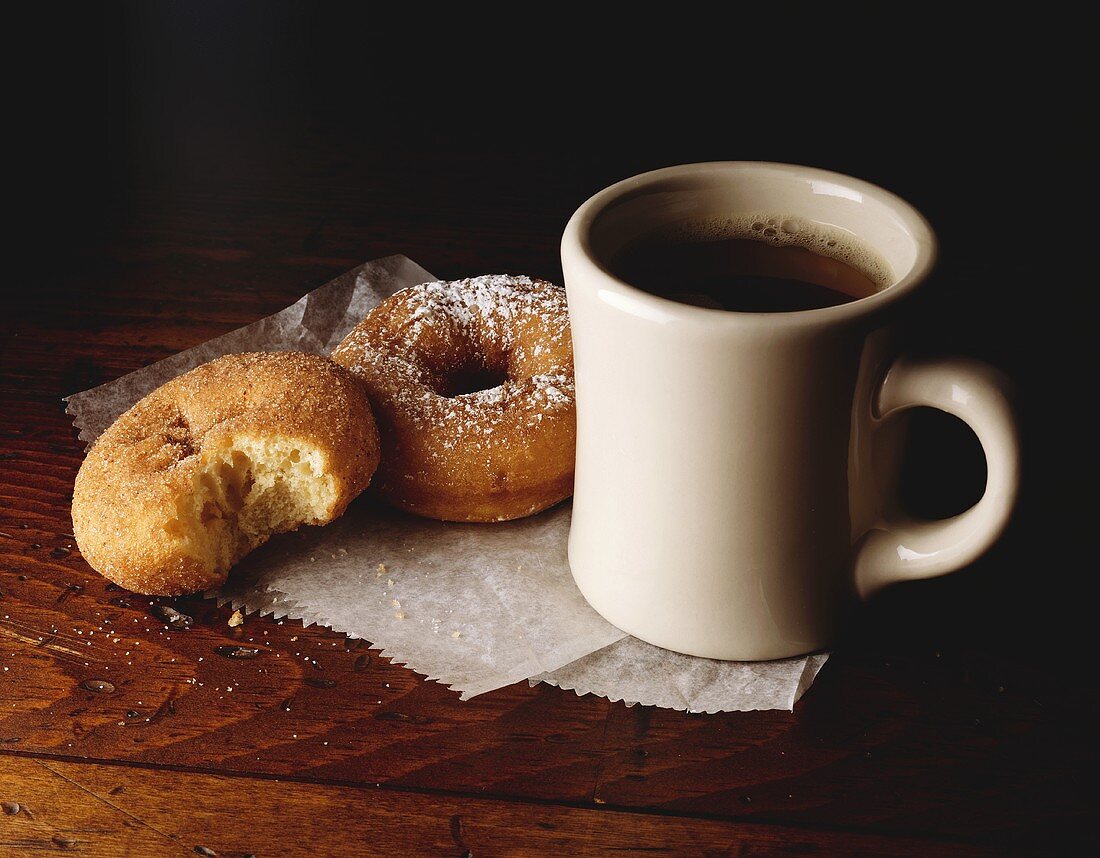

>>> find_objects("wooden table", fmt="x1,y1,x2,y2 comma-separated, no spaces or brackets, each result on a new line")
2,27,1094,851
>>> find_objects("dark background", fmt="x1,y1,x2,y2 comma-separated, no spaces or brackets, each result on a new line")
12,6,1089,662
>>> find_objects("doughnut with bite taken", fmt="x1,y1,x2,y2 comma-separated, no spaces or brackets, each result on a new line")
72,352,379,595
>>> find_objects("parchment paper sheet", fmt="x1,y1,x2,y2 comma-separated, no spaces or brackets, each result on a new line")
67,255,436,442
66,255,828,710
533,640,829,713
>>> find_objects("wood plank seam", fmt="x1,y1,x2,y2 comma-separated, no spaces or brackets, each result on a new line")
0,748,994,851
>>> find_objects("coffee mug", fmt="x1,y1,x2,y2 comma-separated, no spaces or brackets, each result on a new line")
561,162,1019,660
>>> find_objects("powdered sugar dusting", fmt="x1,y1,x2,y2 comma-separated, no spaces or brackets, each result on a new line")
397,274,568,352
331,275,576,516
333,275,574,440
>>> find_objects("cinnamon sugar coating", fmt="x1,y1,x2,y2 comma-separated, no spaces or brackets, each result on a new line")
72,352,380,595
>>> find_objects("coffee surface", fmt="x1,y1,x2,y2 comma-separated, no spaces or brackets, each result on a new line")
610,216,892,313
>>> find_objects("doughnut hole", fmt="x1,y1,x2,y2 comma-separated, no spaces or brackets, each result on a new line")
408,320,511,398
439,360,509,397
165,436,337,576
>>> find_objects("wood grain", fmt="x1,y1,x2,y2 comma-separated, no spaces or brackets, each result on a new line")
2,755,987,857
2,150,1095,854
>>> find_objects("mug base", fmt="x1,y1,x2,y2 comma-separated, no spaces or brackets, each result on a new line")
572,568,831,662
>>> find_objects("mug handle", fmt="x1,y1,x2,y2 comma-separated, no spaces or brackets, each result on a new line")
854,355,1020,598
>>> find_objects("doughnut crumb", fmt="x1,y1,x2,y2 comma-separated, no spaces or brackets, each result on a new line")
166,436,339,576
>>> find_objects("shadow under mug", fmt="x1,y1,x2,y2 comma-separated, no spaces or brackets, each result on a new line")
561,162,1019,661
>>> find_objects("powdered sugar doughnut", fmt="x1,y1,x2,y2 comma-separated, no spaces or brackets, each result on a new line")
332,275,575,522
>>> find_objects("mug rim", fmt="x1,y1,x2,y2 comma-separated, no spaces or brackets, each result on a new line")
561,161,938,327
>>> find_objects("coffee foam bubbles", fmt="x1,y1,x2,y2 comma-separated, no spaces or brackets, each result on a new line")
662,214,895,290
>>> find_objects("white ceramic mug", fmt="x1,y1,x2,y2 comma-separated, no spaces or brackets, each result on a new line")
561,162,1019,660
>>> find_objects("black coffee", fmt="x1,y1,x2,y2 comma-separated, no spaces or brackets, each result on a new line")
609,218,891,313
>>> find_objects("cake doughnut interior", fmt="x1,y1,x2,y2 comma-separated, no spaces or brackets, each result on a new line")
72,352,380,595
332,275,575,522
